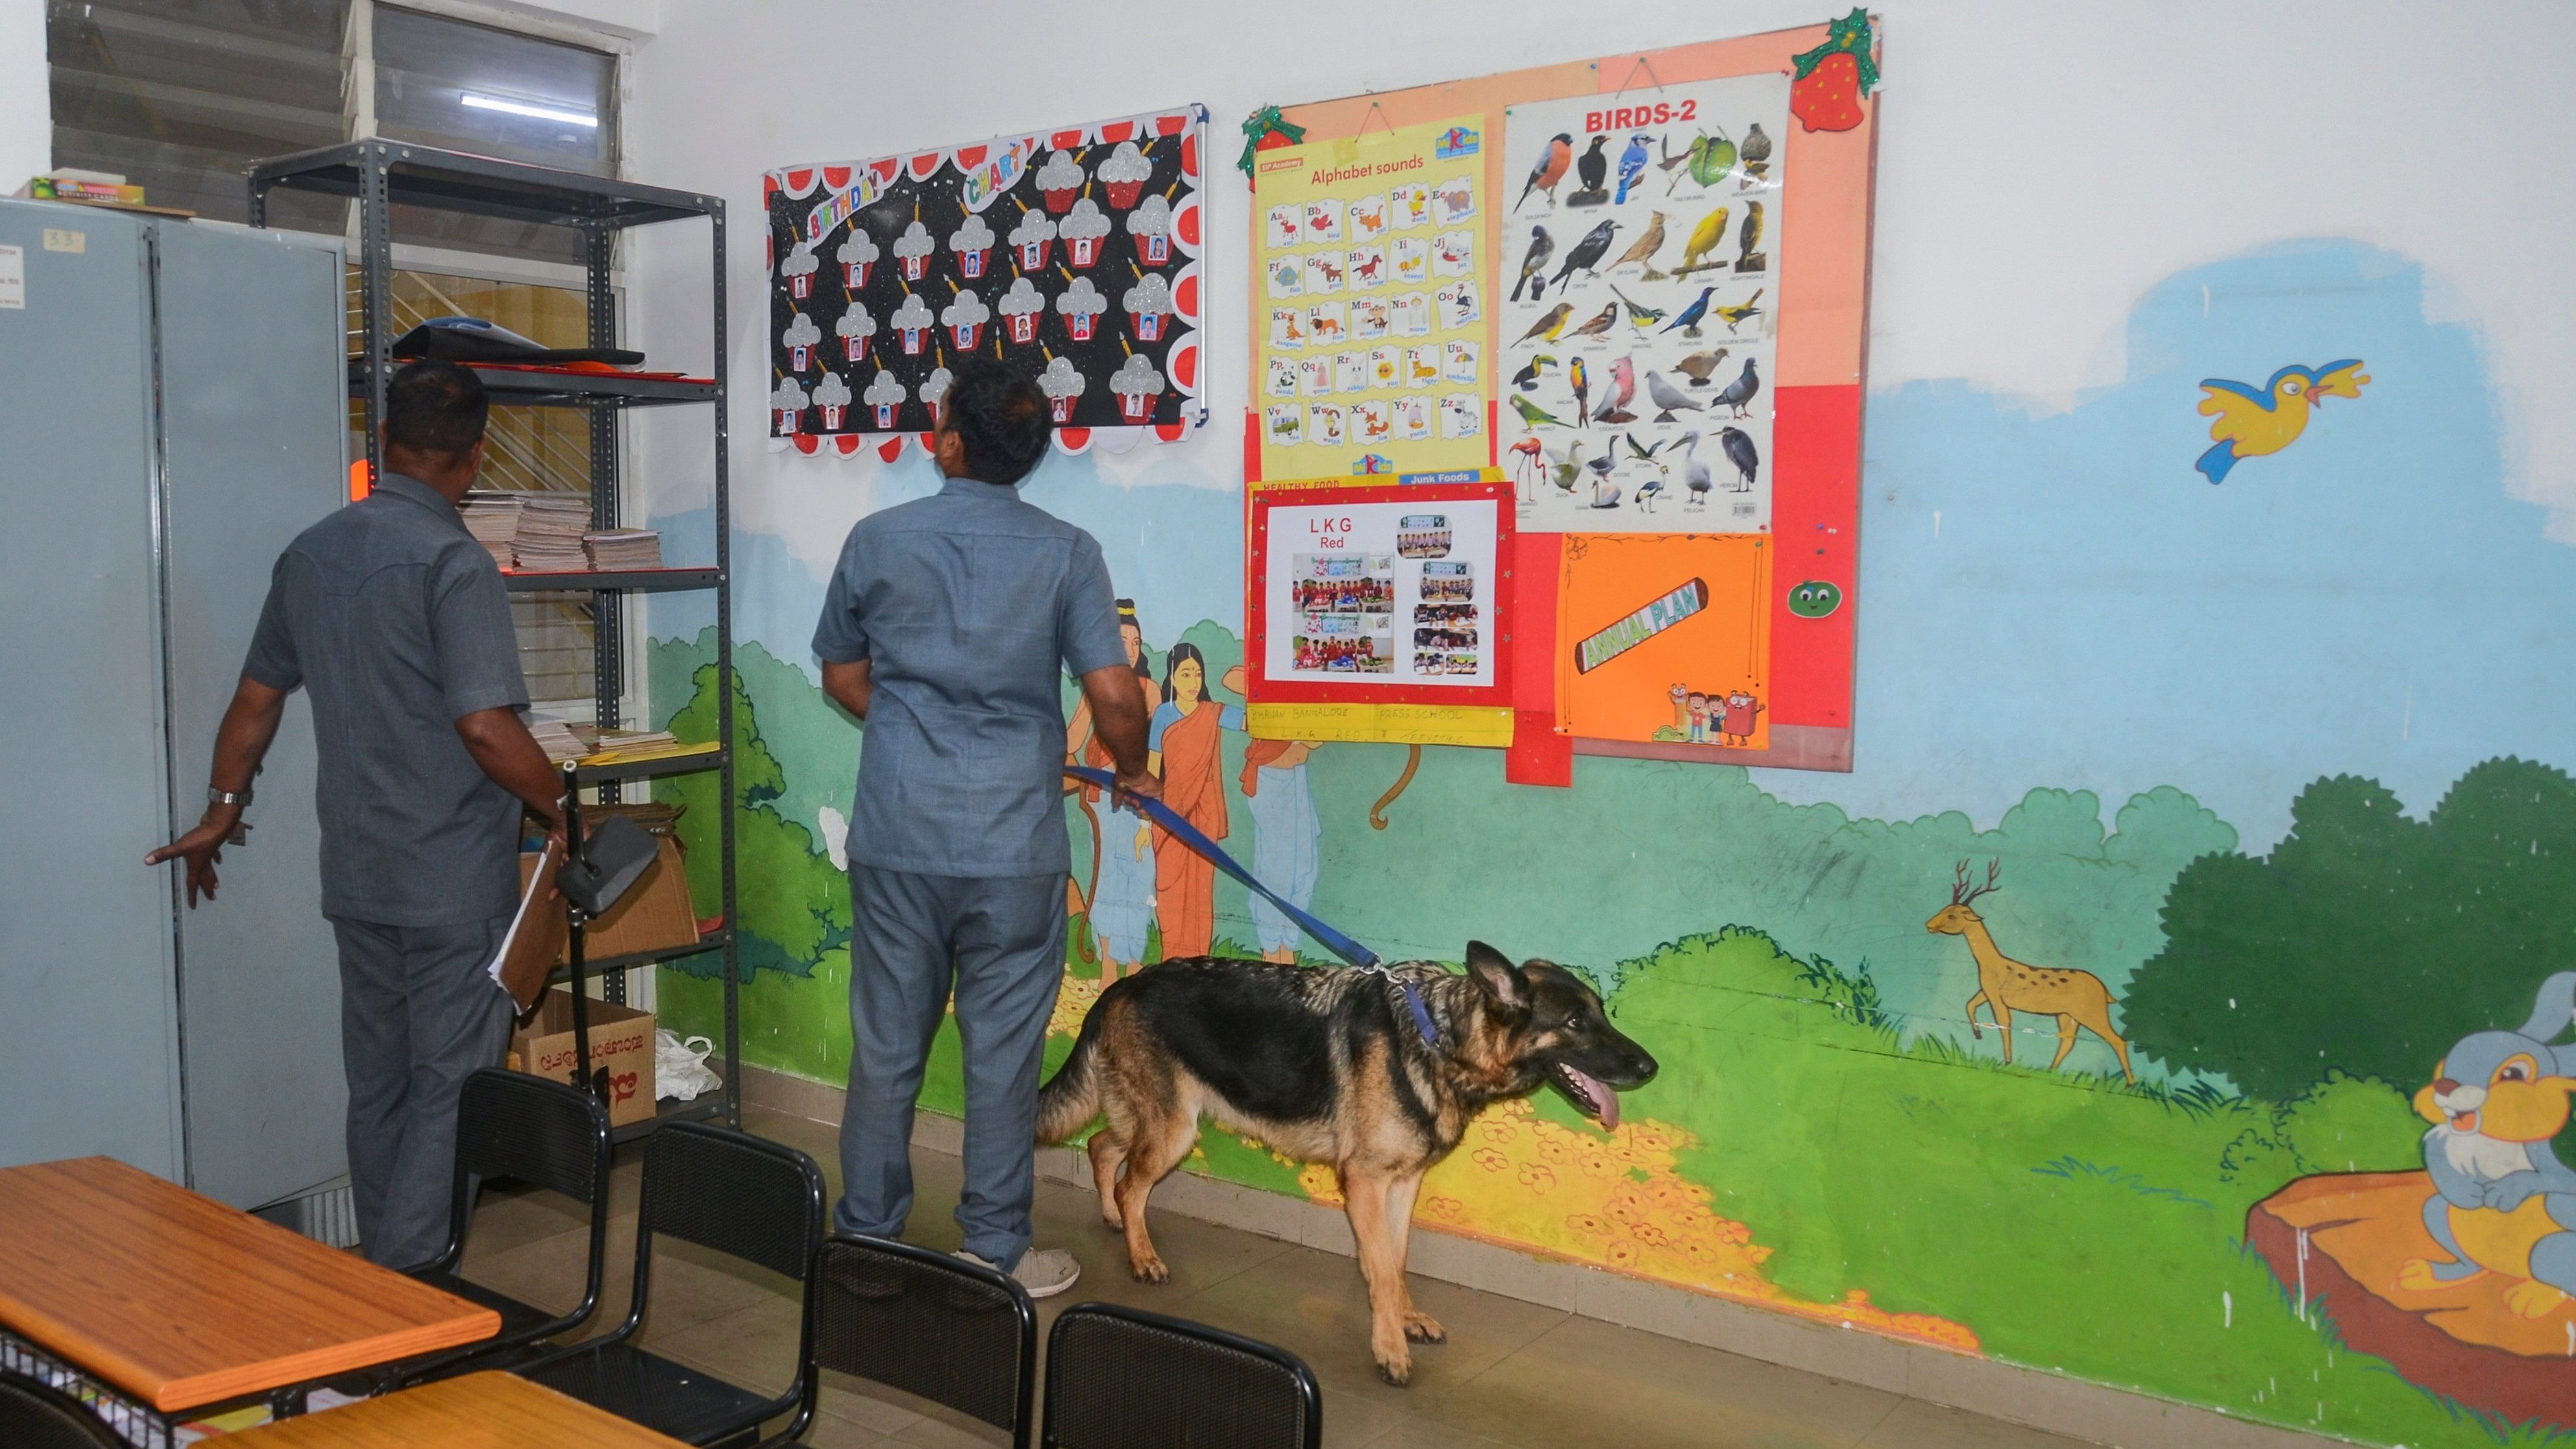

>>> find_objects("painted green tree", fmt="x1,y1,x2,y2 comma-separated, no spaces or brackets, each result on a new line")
2124,757,2576,1098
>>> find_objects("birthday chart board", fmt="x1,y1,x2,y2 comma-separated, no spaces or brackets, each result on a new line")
765,106,1208,439
1251,118,1495,484
1499,75,1787,534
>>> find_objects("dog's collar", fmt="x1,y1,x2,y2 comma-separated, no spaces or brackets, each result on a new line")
1367,966,1447,1054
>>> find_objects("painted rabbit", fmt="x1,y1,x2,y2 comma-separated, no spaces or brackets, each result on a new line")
2400,971,2576,1317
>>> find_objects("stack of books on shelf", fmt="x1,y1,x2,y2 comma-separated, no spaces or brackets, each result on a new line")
458,492,523,568
511,496,591,572
522,712,595,764
593,727,680,755
582,528,663,571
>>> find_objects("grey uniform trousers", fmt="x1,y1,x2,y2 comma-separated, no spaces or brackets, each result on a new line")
838,865,1067,1269
330,914,515,1269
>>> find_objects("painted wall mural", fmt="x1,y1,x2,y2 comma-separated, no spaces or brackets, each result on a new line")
646,237,2576,1446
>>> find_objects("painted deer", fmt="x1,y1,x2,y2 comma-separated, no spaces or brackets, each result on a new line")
1925,859,2136,1084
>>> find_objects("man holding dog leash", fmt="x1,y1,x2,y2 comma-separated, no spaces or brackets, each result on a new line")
815,356,1156,1297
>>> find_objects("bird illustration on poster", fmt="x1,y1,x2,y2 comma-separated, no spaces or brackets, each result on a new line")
2194,361,2370,483
1503,72,1785,534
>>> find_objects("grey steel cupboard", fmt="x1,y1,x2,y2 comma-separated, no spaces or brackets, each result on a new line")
0,197,350,1215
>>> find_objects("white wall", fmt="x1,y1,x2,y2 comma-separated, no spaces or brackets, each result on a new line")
1,0,45,189
620,0,2576,542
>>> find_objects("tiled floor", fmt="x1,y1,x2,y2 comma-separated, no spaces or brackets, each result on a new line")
456,1106,2096,1448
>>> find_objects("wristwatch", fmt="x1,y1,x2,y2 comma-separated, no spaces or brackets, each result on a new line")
208,786,254,809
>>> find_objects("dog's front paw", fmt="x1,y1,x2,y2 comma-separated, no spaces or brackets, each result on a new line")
1373,1350,1414,1387
2505,1278,2570,1319
1129,1249,1168,1284
1404,1311,1447,1343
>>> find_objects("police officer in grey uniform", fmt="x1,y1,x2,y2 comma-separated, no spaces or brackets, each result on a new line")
813,357,1155,1297
149,361,566,1268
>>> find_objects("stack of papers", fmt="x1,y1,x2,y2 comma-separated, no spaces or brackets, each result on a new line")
522,712,596,764
458,492,523,568
595,727,679,753
511,496,591,572
583,529,663,571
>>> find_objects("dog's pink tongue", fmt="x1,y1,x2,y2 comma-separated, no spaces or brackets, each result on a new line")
1570,1066,1620,1130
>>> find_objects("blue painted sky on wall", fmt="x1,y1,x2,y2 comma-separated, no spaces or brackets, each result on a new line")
654,238,2571,850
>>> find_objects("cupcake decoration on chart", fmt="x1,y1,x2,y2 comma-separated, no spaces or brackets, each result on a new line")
941,288,991,348
1009,209,1056,270
1124,273,1175,341
1036,151,1086,213
811,372,852,429
890,293,935,354
1096,141,1153,209
1038,354,1086,422
781,244,818,298
1127,193,1175,264
766,106,1209,441
1057,276,1107,341
835,302,875,362
835,230,878,287
998,277,1046,343
770,376,808,432
892,219,936,281
948,213,996,278
781,312,822,371
917,364,954,417
863,369,905,428
1110,352,1164,422
1059,199,1112,268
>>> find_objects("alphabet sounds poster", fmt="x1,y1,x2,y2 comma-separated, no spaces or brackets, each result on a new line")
1251,117,1493,485
1248,485,1512,705
1499,75,1787,533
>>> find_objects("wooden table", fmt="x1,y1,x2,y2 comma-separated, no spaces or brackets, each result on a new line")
225,1372,691,1447
0,1156,499,1413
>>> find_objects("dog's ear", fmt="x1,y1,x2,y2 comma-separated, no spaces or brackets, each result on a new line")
1464,941,1524,1008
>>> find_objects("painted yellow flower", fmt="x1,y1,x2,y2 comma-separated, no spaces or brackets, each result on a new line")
1515,1163,1557,1192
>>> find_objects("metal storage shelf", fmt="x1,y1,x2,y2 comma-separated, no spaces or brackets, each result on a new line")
504,567,720,594
544,930,731,991
254,141,740,1137
344,367,718,408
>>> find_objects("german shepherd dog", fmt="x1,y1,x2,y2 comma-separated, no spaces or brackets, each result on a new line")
1037,941,1657,1384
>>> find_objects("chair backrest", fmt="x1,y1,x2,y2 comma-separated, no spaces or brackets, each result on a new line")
815,1235,1034,1446
0,1372,127,1449
424,1067,611,1278
1042,1302,1321,1449
638,1120,826,1283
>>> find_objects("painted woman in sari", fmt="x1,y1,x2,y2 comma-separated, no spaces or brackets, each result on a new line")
1146,643,1245,961
1063,600,1160,980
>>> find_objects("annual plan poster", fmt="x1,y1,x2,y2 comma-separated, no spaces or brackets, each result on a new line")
1499,75,1787,533
1252,118,1493,483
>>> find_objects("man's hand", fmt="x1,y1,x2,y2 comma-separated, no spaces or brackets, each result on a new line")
147,804,245,908
1112,768,1161,812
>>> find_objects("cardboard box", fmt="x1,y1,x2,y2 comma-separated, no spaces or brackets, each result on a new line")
509,988,657,1126
518,835,702,965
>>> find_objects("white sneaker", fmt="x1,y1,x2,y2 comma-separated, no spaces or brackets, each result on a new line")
957,1246,1083,1298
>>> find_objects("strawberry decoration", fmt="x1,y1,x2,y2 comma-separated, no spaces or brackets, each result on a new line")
1790,8,1880,133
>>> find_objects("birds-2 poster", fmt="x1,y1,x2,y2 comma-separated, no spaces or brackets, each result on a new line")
1501,74,1787,533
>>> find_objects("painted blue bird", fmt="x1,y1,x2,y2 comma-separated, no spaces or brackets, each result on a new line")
1660,286,1715,337
1567,355,1590,429
2194,360,2369,483
1613,132,1651,204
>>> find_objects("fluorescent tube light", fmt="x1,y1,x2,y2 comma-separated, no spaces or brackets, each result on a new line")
460,93,598,127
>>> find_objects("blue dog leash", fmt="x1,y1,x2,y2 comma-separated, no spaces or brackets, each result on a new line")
1063,764,1445,1050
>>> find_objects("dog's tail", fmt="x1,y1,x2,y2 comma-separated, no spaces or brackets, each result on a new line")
1035,992,1109,1144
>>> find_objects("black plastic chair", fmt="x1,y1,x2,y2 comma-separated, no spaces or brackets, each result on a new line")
1040,1302,1321,1449
513,1121,825,1448
787,1234,1035,1448
0,1372,126,1449
397,1067,613,1383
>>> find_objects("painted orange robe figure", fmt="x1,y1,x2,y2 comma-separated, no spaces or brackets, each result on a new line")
1146,645,1245,961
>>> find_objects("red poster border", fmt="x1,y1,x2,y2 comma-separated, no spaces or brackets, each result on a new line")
1247,481,1517,709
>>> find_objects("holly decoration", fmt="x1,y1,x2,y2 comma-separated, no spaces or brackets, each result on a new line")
1789,8,1879,133
1237,106,1308,177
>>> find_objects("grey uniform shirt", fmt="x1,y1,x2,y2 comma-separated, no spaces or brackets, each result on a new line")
813,475,1126,878
241,472,531,926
